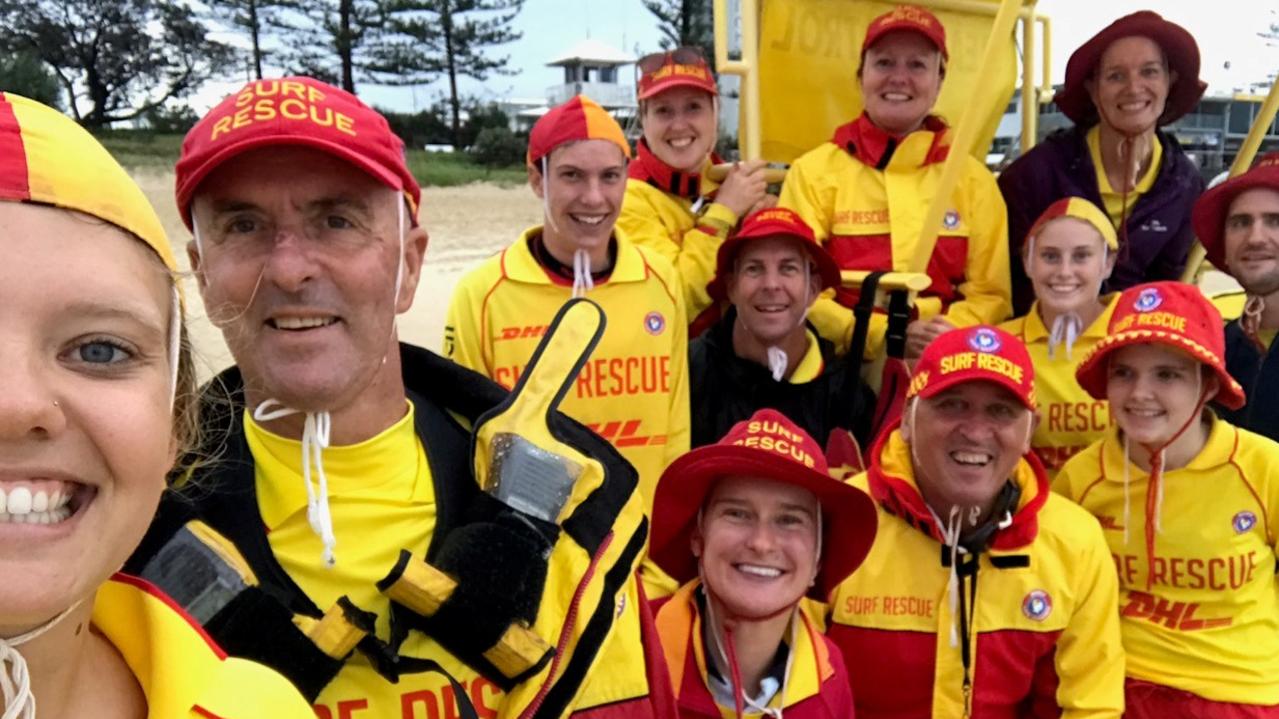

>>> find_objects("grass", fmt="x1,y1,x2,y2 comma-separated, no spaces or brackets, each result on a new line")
95,131,527,187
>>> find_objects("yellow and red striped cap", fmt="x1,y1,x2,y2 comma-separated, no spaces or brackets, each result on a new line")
0,93,175,272
526,95,631,166
1024,196,1119,252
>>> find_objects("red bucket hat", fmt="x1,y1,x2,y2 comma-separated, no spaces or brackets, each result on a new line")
1076,282,1246,409
637,46,718,101
908,325,1037,410
862,5,948,61
709,207,841,300
649,409,878,599
527,95,631,167
1192,152,1279,272
175,76,421,229
1054,11,1205,127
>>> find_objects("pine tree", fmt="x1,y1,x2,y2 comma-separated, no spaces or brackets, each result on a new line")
642,0,713,52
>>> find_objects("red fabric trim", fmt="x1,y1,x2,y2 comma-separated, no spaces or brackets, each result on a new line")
825,234,968,308
829,624,935,718
628,138,721,200
110,572,228,659
1124,679,1279,718
1228,427,1275,545
0,93,32,201
191,706,229,719
830,113,951,168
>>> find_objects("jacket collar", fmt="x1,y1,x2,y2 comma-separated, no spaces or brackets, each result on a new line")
1019,293,1119,344
629,138,720,200
865,423,1050,551
502,226,650,286
1096,414,1235,480
704,308,834,382
831,112,951,170
654,581,833,715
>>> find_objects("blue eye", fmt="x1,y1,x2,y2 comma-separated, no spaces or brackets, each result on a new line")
77,340,130,364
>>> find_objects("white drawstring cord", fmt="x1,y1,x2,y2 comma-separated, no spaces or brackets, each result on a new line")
0,602,80,719
253,401,336,567
571,249,594,298
928,504,965,649
1047,312,1083,360
765,347,788,381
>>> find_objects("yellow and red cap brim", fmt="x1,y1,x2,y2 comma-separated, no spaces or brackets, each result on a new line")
1024,196,1118,251
637,62,718,100
0,93,175,272
527,95,631,166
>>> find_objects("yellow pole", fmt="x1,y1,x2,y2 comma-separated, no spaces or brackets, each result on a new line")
1038,16,1052,100
1181,74,1279,282
1020,12,1037,153
911,0,1023,275
711,0,761,160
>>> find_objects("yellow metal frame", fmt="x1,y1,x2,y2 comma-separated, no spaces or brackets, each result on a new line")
712,0,1050,162
1181,74,1279,283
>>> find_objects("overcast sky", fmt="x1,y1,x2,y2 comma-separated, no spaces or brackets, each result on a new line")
193,0,1277,113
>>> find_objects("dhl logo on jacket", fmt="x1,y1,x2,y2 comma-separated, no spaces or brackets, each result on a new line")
653,581,852,718
778,113,1011,358
1000,297,1119,476
445,227,690,506
1054,419,1279,705
829,426,1124,718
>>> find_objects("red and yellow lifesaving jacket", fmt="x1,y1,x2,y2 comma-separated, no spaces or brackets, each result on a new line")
1054,419,1279,705
619,139,729,329
444,227,690,508
653,581,852,718
829,427,1124,718
1000,297,1118,475
779,114,1011,356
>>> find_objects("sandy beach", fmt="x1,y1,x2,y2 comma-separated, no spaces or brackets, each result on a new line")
130,168,541,378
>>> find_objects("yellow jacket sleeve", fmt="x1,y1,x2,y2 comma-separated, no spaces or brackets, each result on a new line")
618,179,735,323
1053,513,1126,718
444,265,493,375
942,163,1013,328
778,149,833,244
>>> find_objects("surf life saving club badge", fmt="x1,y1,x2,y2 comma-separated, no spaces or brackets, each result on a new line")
1134,287,1163,313
968,327,1002,353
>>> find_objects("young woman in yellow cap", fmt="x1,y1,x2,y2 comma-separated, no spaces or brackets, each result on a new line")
619,46,772,333
647,408,877,718
1000,197,1119,474
1056,281,1279,717
0,93,312,718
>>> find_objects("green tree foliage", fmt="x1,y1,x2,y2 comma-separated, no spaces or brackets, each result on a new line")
389,0,524,150
208,0,295,79
0,49,61,108
0,0,234,127
274,0,442,93
642,0,713,52
470,124,523,167
381,97,509,149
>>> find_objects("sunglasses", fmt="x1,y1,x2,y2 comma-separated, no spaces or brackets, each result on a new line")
637,46,707,76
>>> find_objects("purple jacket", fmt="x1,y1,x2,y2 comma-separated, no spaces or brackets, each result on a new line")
998,126,1205,315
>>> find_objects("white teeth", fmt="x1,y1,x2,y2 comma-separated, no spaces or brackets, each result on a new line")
274,317,335,330
0,488,6,514
952,451,992,465
571,215,605,226
7,487,32,515
0,505,71,525
738,564,782,578
668,137,694,148
884,93,910,101
31,491,48,513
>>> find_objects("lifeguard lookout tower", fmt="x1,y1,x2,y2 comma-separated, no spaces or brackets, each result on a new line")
545,38,637,124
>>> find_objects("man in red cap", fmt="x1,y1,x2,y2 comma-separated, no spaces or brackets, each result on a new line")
647,408,877,717
688,207,874,455
127,78,668,719
446,95,690,521
1192,152,1279,441
827,325,1124,717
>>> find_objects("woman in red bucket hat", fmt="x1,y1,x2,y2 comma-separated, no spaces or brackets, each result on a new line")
1055,281,1279,717
778,4,1012,361
648,409,876,718
619,45,772,333
999,11,1207,316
